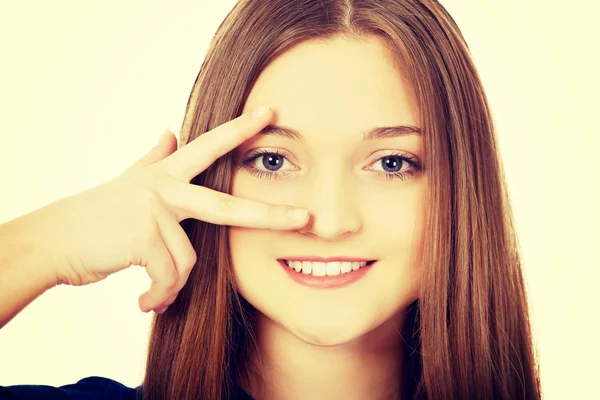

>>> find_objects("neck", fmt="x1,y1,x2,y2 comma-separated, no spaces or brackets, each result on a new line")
242,309,406,400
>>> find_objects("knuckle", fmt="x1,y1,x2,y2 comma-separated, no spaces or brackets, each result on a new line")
164,276,179,292
166,292,179,305
266,203,281,219
206,145,223,162
127,166,159,193
165,264,179,283
162,282,175,293
136,179,165,216
185,249,198,271
140,169,164,192
139,190,159,214
217,192,236,212
165,291,179,307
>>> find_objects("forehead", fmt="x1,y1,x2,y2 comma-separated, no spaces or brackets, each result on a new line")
242,35,420,136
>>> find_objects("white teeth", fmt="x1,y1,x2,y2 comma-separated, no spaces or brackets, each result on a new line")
301,261,311,275
312,262,327,276
341,262,352,273
285,260,368,276
293,262,302,273
326,261,341,276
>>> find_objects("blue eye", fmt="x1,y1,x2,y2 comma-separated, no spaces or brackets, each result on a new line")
368,153,422,181
238,149,293,180
255,152,290,172
375,156,406,173
236,149,422,181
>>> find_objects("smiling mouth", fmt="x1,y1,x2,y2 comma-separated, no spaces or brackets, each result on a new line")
281,259,376,276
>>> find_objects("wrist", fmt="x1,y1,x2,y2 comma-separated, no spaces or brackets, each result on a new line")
0,215,58,291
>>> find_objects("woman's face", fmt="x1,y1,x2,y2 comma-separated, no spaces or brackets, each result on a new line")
229,35,426,346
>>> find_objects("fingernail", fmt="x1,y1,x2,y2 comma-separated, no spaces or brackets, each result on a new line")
288,209,308,222
160,129,172,141
252,106,270,118
153,129,170,148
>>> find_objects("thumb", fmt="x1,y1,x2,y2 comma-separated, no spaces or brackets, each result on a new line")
150,129,177,157
124,129,176,174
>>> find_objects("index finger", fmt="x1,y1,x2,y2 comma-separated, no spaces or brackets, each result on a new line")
157,106,272,182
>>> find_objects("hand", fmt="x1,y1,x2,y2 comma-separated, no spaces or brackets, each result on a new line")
18,106,308,313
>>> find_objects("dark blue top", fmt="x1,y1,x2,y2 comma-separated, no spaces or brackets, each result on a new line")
0,376,255,400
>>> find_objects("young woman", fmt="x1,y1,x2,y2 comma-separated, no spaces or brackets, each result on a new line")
0,0,541,399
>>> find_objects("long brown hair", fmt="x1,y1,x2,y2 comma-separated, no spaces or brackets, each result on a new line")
141,1,542,399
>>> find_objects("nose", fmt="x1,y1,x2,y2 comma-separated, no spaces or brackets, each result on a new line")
296,172,362,240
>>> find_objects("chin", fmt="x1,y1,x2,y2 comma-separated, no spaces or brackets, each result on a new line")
294,330,363,347
281,312,373,347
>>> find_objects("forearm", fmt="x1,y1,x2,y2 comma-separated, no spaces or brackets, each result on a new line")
0,215,57,329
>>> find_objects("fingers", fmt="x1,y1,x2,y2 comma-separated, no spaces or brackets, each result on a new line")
157,106,272,182
160,177,309,229
137,233,179,313
138,204,197,313
154,204,197,305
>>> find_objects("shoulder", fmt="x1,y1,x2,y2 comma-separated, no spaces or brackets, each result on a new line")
0,376,140,400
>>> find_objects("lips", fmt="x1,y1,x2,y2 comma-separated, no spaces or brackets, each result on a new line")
282,260,376,267
278,259,376,288
280,256,374,263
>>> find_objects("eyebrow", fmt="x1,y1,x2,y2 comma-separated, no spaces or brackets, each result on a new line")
258,124,422,141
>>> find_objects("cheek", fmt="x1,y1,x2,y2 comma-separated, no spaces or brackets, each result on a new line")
228,226,267,266
368,184,426,245
231,168,274,197
367,183,427,297
228,226,277,298
228,172,298,298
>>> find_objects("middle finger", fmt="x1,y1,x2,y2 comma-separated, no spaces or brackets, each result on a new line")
157,106,272,182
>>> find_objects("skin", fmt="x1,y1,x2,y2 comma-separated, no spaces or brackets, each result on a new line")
229,34,427,400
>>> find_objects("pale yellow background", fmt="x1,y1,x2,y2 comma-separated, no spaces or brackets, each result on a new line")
0,1,598,399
